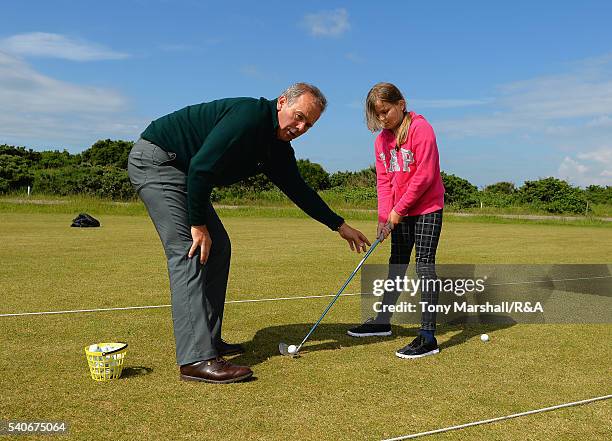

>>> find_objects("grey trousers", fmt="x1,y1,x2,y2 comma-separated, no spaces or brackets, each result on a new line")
127,138,230,365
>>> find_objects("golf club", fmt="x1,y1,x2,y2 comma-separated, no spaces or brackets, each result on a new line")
279,230,387,357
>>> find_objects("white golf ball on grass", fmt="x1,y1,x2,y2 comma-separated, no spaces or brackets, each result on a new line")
481,333,490,342
287,345,297,354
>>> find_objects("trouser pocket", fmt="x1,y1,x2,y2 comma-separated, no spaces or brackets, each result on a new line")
128,148,147,191
128,139,177,192
151,145,177,165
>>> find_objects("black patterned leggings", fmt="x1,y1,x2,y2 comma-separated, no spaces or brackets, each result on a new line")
377,209,443,331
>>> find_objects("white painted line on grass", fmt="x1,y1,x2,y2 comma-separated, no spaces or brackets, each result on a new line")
1,274,609,318
381,394,612,441
0,304,172,317
227,292,361,304
0,293,363,317
488,275,612,286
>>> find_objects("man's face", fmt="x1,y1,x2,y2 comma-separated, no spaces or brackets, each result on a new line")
276,93,322,142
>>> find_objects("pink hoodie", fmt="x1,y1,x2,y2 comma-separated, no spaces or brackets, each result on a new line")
375,112,445,222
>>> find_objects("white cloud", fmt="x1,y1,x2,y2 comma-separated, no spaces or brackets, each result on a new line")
346,100,363,110
432,52,612,186
499,74,612,120
586,115,612,128
302,9,350,37
411,98,491,109
159,37,221,53
0,51,141,149
437,53,612,138
0,32,129,61
240,64,264,79
577,148,612,170
159,43,195,52
0,51,125,113
345,52,365,63
558,148,612,187
435,114,523,137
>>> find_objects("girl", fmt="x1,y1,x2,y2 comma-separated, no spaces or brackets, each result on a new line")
347,82,445,359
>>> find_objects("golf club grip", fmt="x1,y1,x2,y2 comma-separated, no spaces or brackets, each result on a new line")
377,222,393,241
297,237,382,349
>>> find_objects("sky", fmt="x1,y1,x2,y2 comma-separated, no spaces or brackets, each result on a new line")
1,0,611,187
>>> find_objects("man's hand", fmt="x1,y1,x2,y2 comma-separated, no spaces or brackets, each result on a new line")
387,209,403,227
188,225,212,264
337,223,371,253
377,222,392,241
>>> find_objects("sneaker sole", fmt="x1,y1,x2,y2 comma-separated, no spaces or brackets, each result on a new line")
179,372,253,384
395,348,440,359
347,330,392,337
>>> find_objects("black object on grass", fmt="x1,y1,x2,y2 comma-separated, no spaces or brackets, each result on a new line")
71,213,100,228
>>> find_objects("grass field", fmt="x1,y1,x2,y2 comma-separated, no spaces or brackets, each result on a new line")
1,209,610,440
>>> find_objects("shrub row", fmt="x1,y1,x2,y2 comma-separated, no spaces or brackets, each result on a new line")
0,142,609,214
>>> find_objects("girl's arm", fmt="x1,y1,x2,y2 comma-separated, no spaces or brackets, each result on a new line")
375,143,394,223
393,122,439,215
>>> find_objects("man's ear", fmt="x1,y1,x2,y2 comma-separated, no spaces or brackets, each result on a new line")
277,95,287,110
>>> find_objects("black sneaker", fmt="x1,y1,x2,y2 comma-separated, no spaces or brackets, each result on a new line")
347,318,392,337
395,334,439,359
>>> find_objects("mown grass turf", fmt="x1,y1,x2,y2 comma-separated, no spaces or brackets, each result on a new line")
0,212,610,440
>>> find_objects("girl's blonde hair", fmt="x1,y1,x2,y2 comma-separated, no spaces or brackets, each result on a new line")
365,82,411,146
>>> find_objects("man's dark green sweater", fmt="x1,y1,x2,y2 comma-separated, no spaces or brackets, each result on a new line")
141,97,344,230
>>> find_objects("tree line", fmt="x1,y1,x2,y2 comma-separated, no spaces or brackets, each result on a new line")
1,140,610,214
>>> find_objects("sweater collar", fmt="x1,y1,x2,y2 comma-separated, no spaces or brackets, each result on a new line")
268,98,292,148
269,98,280,132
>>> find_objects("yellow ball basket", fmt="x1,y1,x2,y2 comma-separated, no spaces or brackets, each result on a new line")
84,342,128,382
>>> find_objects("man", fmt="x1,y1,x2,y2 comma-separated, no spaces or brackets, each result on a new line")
128,83,371,383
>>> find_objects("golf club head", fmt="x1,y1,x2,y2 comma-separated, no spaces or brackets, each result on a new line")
278,342,299,357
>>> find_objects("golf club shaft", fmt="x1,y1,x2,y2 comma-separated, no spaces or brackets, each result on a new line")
296,237,383,351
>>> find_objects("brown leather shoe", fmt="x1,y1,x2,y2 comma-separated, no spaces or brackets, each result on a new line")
179,357,253,384
217,340,245,356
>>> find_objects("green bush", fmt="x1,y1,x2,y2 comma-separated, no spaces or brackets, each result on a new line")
37,150,81,169
321,186,377,206
518,177,588,214
33,165,135,200
1,144,80,169
296,159,330,191
477,191,519,208
441,172,479,208
585,185,612,205
0,154,35,192
0,144,41,163
483,181,517,194
3,140,607,217
81,139,134,169
329,167,376,188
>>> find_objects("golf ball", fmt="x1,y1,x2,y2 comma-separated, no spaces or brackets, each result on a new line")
481,333,490,342
287,345,297,354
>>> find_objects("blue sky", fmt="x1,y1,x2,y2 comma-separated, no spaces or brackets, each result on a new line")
1,0,611,187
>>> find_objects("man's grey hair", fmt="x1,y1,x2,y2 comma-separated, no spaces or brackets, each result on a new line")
280,82,327,112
